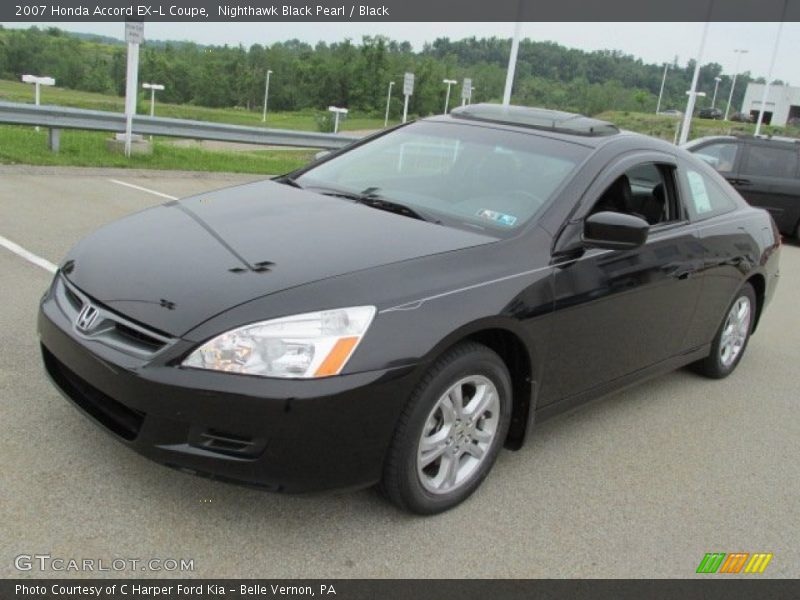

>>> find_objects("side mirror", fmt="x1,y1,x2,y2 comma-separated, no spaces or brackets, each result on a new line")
314,150,331,160
583,211,649,250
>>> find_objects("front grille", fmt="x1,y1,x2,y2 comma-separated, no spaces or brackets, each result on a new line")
113,322,168,351
55,276,172,357
63,284,83,311
42,346,145,441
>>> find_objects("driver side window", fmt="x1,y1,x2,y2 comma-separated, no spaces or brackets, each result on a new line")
590,163,680,226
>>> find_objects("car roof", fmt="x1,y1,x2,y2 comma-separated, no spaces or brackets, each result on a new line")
447,103,619,137
422,104,678,153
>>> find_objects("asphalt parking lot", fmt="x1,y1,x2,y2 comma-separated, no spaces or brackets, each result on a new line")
1,165,798,578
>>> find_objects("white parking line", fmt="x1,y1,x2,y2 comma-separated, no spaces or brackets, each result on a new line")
0,234,57,274
108,179,178,200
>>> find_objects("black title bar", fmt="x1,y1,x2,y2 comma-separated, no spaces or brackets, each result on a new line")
3,579,800,600
3,0,800,22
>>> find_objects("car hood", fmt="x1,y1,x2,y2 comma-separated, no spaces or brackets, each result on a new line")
63,179,496,336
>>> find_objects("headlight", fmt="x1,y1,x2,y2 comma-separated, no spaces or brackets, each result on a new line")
182,306,376,379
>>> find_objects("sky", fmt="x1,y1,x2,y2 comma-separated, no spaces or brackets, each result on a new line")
3,21,799,84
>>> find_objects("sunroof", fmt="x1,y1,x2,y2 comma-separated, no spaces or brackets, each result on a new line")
450,103,619,137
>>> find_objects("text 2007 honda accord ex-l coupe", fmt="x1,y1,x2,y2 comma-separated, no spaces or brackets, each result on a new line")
38,104,781,514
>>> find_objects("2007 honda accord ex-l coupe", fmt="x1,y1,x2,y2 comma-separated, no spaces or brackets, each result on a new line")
39,104,781,514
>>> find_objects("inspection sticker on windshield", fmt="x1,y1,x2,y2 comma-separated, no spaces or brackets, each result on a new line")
476,209,517,227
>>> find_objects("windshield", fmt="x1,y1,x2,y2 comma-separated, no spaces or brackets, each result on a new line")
295,121,590,236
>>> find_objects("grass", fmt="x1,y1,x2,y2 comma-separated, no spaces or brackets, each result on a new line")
0,77,378,173
3,75,798,173
597,110,800,142
0,125,314,174
0,79,386,131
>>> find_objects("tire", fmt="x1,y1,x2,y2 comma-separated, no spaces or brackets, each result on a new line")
380,342,512,515
692,283,757,379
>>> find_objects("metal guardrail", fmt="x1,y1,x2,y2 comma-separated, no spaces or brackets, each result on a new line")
0,101,361,150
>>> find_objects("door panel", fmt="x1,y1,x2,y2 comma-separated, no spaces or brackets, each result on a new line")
541,224,703,404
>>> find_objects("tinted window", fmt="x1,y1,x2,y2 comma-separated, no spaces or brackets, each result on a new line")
741,144,799,178
297,121,589,235
681,168,737,219
693,142,739,173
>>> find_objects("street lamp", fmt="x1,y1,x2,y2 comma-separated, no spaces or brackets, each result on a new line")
328,106,348,133
755,1,788,136
724,49,748,121
711,76,722,109
142,83,164,117
502,21,523,105
442,79,457,114
262,69,273,122
21,74,55,131
679,21,711,146
384,81,395,127
656,63,671,114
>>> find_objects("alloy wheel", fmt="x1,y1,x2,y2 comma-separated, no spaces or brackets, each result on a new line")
719,296,751,368
416,375,500,495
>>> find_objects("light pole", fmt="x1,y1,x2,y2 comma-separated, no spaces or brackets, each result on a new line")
679,21,711,145
142,83,164,117
711,76,722,108
502,21,523,105
656,63,671,114
262,69,273,122
755,1,788,136
442,79,457,114
384,81,395,127
21,74,55,132
724,49,748,121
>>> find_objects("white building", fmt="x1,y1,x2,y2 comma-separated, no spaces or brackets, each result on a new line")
741,83,800,126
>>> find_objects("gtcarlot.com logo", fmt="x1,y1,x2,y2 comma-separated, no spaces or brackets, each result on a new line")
14,554,195,572
696,552,773,574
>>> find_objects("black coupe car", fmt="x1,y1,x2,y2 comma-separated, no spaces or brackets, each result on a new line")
39,104,781,514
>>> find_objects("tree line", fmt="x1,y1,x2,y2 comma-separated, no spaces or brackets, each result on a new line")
0,26,775,118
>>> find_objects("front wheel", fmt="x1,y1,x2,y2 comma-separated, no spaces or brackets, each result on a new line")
692,283,756,379
380,342,512,515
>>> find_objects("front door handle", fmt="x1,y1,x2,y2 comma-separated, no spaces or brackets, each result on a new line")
726,177,751,186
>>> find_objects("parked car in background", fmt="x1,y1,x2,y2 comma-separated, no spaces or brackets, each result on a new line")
685,134,800,238
39,105,781,514
730,112,754,123
698,107,723,120
659,109,683,118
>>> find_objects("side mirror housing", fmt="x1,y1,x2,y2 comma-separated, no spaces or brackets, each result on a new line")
583,211,649,250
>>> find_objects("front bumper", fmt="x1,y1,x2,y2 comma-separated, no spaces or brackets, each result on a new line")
38,280,418,493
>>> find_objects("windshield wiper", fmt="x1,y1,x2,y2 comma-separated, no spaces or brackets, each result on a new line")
318,187,439,224
275,176,303,189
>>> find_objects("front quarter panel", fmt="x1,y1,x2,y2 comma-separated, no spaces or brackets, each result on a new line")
182,230,557,386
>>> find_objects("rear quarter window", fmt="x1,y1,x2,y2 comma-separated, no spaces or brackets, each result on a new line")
680,166,738,220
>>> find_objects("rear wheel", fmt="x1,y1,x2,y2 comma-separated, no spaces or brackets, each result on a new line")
380,342,512,515
692,283,756,379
